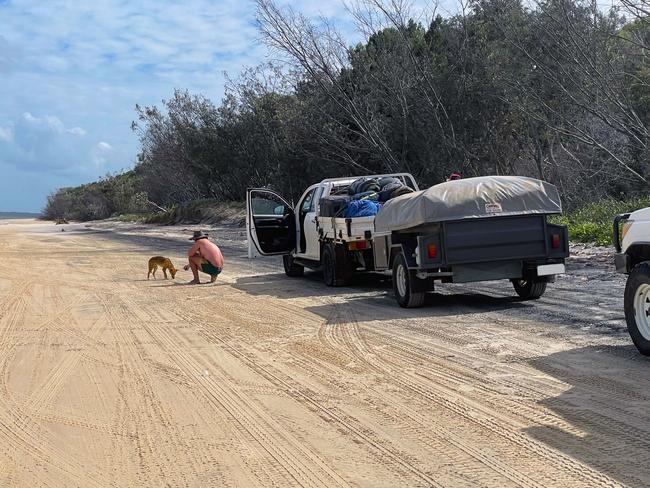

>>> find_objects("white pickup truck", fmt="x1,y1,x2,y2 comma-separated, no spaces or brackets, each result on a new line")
247,174,569,307
247,173,418,282
614,209,650,355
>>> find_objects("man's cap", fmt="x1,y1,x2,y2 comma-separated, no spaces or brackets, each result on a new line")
189,230,209,241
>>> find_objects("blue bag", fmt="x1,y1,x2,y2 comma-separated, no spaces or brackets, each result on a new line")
345,200,382,218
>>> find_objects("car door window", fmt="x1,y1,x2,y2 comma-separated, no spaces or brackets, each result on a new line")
251,194,289,216
312,187,322,213
300,189,316,215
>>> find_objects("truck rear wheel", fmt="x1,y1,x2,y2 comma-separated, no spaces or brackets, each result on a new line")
511,279,547,300
322,243,351,287
392,253,425,308
624,262,650,356
283,255,304,277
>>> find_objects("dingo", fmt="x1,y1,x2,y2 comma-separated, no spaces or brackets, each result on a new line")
147,256,178,280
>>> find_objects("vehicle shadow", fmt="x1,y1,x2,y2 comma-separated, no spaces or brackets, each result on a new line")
233,271,392,298
151,281,227,288
233,272,529,322
63,225,249,257
66,225,285,272
304,293,529,324
526,344,650,486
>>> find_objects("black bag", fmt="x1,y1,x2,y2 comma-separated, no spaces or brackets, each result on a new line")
348,177,380,196
348,177,367,196
391,186,414,198
378,176,401,188
378,182,403,202
361,179,381,193
319,195,351,217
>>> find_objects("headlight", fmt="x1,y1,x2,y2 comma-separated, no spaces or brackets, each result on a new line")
622,220,633,241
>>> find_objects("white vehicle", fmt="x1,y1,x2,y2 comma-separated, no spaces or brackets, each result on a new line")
247,174,569,308
614,209,650,355
246,173,418,285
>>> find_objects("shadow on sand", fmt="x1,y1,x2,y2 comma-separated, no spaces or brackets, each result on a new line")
233,271,530,323
526,345,650,486
72,225,283,274
62,225,244,255
150,281,226,288
82,225,530,319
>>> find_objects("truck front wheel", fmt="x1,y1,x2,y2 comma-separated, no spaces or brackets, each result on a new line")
283,255,304,277
511,279,547,300
624,262,650,356
392,253,425,308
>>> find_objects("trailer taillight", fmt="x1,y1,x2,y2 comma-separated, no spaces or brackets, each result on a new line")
551,234,561,249
427,244,437,259
348,240,369,251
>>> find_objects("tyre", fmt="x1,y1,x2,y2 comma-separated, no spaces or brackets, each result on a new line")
512,278,547,300
283,254,304,277
392,253,425,308
322,243,351,287
624,262,650,356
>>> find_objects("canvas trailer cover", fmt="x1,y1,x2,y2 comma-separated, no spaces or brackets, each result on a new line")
374,176,562,234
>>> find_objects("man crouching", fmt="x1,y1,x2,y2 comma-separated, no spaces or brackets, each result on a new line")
184,230,224,284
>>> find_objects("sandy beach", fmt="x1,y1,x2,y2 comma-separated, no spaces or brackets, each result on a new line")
0,218,647,487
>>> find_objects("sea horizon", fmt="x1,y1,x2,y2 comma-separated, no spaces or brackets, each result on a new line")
0,211,42,219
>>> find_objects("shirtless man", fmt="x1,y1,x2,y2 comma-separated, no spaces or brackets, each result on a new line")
183,230,224,284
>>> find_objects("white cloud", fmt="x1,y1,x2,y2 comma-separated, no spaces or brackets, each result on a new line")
0,0,436,211
67,126,86,136
22,112,65,133
0,0,265,86
0,125,13,142
0,111,116,178
91,141,115,166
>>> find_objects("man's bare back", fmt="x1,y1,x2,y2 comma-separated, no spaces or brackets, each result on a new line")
184,231,224,284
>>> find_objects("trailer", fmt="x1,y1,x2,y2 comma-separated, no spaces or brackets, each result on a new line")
246,175,569,307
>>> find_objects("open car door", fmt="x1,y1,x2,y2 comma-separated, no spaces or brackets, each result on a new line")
246,189,295,256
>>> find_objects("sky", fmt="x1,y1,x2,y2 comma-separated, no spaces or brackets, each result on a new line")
0,0,436,212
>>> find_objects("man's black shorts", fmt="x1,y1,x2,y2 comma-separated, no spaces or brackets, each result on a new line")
201,261,222,276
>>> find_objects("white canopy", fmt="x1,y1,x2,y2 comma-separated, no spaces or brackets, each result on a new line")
374,176,562,233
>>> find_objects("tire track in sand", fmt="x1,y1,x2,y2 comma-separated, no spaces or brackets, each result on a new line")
134,303,353,488
99,292,210,487
0,282,107,488
175,305,443,488
219,295,551,486
321,299,620,487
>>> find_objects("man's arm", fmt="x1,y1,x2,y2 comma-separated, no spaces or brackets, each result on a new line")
187,241,200,257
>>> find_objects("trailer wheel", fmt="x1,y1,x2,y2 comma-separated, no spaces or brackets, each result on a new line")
392,253,425,308
283,255,304,277
624,262,650,356
512,279,547,300
322,243,351,287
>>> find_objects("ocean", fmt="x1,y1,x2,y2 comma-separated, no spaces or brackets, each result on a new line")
0,212,41,219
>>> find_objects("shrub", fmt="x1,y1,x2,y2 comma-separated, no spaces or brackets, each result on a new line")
552,197,650,246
